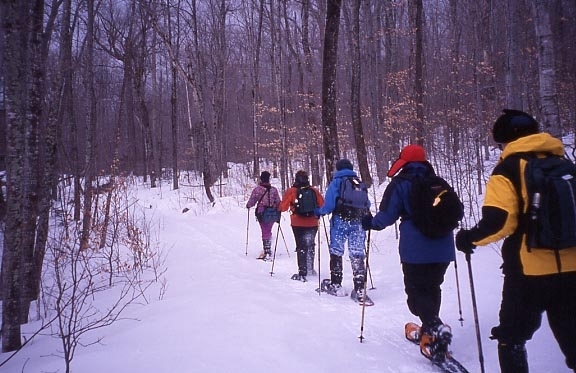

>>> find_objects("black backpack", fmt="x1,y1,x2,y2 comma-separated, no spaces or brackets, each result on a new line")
401,173,464,238
294,186,317,217
335,176,370,219
521,153,576,250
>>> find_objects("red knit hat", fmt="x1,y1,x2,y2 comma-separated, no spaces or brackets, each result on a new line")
387,144,427,177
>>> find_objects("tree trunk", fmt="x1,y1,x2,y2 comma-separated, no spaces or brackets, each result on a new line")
410,0,425,145
250,0,265,179
505,0,526,109
346,0,372,187
531,0,561,138
301,0,322,187
321,0,342,182
1,0,54,351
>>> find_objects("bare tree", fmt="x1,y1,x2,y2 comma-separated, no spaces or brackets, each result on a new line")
321,0,342,182
1,0,60,352
409,0,425,144
167,0,181,190
301,0,323,186
504,0,528,109
80,0,97,252
344,0,372,187
531,0,561,138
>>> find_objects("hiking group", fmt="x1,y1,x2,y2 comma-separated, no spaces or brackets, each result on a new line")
246,109,576,373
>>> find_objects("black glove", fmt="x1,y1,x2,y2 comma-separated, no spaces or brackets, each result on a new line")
455,229,476,255
361,213,373,231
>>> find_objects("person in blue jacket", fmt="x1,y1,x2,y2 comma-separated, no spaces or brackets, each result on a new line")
315,159,370,302
362,144,454,361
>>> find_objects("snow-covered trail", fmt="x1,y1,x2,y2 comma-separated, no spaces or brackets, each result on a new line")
1,187,570,372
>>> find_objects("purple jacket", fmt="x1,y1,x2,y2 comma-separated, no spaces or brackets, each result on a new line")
246,182,281,213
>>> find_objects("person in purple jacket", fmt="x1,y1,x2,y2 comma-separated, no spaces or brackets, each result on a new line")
362,144,454,361
246,171,281,260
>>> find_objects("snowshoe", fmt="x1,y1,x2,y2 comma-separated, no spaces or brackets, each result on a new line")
291,274,307,282
350,288,374,306
405,322,469,373
418,323,453,362
256,249,272,261
317,279,348,297
405,322,421,343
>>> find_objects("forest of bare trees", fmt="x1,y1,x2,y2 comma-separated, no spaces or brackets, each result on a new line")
0,0,575,354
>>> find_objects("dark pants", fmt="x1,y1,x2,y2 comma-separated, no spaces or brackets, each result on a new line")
292,226,318,277
491,272,576,372
402,262,449,329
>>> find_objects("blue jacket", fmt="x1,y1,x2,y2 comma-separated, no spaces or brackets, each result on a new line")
317,168,371,216
371,162,455,264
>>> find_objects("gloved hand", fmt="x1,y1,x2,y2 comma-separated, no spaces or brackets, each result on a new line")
361,213,373,231
455,229,476,255
314,207,322,217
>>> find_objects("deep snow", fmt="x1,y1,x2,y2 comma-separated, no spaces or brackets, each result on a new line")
0,175,571,373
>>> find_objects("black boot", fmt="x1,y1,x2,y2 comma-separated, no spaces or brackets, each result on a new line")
263,239,272,260
329,254,343,286
296,246,307,277
351,257,366,291
498,343,528,373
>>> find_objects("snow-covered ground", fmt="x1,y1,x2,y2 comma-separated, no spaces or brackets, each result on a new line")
0,175,570,373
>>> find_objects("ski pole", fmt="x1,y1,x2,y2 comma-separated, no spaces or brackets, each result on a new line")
359,229,372,343
270,224,281,276
453,251,464,325
322,215,330,242
317,225,321,295
364,245,375,290
245,208,250,256
466,252,485,373
278,224,290,257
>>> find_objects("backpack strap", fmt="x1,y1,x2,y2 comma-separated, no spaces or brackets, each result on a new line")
256,186,271,208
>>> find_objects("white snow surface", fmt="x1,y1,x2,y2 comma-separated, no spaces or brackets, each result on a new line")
1,176,571,373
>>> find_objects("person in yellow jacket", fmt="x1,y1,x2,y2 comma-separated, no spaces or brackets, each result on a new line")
456,109,576,373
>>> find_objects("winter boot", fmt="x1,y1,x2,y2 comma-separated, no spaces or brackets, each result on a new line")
291,273,307,282
350,273,373,305
351,257,366,287
420,319,452,361
320,279,348,297
329,254,343,286
351,274,366,300
263,239,272,260
296,247,308,277
498,343,528,373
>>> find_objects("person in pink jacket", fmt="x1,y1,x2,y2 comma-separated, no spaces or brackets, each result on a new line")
246,171,281,260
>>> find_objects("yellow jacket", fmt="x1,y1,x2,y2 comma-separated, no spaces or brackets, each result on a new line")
468,132,576,276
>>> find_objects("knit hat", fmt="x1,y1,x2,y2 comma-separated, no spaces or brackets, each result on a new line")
294,170,309,186
260,171,271,183
387,144,427,177
492,109,539,144
336,159,353,171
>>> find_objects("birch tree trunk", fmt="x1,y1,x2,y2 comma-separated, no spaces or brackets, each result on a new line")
1,0,57,351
